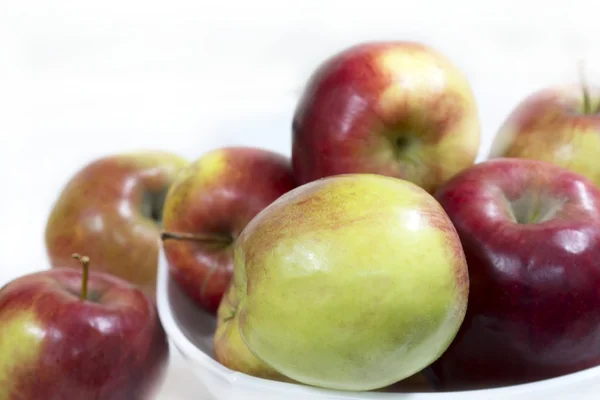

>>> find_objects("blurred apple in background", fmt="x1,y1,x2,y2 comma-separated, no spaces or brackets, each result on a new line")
0,254,169,400
161,146,296,314
489,84,600,184
430,158,600,390
291,41,481,194
226,173,469,391
45,151,189,299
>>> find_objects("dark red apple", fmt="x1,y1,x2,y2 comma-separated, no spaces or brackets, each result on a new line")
429,157,600,390
0,254,169,399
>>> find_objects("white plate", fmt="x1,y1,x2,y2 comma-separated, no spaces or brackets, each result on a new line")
156,246,600,400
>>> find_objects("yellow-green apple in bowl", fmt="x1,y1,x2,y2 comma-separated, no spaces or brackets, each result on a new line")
489,84,600,184
220,173,469,391
45,150,189,299
213,281,293,382
291,41,481,193
160,147,296,315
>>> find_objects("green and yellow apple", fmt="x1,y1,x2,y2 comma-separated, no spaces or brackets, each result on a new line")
489,84,600,184
214,283,433,390
292,41,481,193
213,282,293,382
223,173,469,391
45,150,188,299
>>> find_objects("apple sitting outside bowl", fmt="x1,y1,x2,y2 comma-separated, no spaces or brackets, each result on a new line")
214,173,469,391
291,40,481,194
488,83,600,184
161,146,297,315
45,150,189,300
429,158,600,390
0,254,169,400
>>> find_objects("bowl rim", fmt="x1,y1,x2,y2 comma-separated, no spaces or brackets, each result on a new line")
155,245,600,399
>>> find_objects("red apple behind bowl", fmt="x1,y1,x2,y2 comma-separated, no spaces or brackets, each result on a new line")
161,146,296,314
292,40,481,193
429,157,600,389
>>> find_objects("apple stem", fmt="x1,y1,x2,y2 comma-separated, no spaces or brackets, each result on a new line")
72,253,90,301
579,60,592,114
161,231,233,245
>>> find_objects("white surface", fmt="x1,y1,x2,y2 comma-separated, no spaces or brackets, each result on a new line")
2,1,600,398
156,247,600,400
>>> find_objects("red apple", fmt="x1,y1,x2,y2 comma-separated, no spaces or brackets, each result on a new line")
428,158,600,389
0,254,169,399
161,146,296,314
489,84,600,185
45,150,189,300
292,41,481,193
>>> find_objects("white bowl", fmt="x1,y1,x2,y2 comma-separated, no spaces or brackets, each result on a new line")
156,246,600,400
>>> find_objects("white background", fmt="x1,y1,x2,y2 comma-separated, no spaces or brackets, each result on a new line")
1,0,599,398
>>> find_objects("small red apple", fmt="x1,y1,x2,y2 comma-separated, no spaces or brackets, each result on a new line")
292,41,481,193
161,146,296,314
429,158,600,389
0,254,169,400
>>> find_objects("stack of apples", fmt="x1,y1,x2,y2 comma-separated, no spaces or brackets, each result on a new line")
3,39,600,398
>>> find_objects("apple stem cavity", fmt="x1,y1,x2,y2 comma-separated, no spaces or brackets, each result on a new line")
72,253,90,301
161,231,233,246
579,60,592,114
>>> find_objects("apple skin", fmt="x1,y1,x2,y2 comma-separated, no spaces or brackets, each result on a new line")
45,151,189,299
227,173,469,391
161,147,297,314
213,282,294,382
428,158,600,390
214,281,433,389
489,85,600,184
292,41,481,194
0,268,169,400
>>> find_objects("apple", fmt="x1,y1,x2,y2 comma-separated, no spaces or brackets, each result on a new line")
160,146,296,314
428,158,600,390
213,282,293,382
489,84,600,185
223,173,469,391
0,254,169,400
45,150,189,299
214,281,433,390
291,41,481,194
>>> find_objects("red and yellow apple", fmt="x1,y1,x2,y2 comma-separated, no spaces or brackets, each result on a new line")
489,84,600,184
45,150,188,299
292,41,481,193
161,146,296,314
430,158,600,389
0,255,169,399
222,173,469,391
